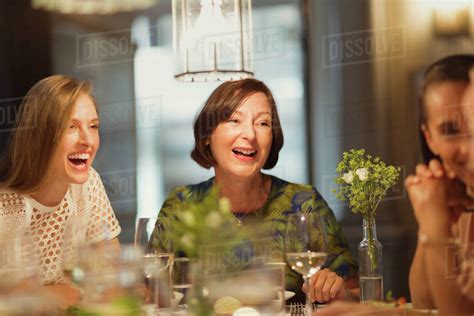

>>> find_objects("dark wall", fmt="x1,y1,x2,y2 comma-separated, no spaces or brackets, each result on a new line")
308,0,415,300
0,2,138,242
0,0,51,155
49,13,138,243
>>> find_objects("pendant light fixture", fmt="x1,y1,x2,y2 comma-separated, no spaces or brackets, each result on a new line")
32,0,157,14
172,0,253,81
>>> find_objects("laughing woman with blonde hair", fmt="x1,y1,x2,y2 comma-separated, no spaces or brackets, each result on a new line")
0,75,121,307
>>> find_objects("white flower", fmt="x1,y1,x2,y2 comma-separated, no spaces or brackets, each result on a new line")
205,211,222,228
356,168,369,181
342,172,353,184
180,233,194,249
181,211,195,226
219,197,231,213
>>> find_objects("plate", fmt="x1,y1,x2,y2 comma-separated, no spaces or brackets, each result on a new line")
142,291,184,315
284,291,295,301
271,291,296,311
171,291,184,308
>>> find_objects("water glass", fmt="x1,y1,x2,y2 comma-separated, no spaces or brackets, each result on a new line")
171,257,191,306
0,236,38,293
77,244,144,313
204,262,286,315
135,217,174,314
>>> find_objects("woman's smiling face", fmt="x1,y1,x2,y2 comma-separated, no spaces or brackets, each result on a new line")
461,74,474,187
423,81,474,185
50,93,100,187
209,92,273,180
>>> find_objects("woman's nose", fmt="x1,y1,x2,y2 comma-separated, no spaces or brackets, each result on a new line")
240,122,256,140
456,134,473,163
79,130,92,146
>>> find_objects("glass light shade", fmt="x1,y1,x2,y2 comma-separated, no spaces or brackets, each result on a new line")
172,0,254,82
432,2,471,37
32,0,157,14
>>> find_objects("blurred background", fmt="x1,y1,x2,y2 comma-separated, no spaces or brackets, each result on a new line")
0,0,472,301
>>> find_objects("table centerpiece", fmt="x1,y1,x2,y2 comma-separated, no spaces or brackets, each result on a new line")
333,149,400,302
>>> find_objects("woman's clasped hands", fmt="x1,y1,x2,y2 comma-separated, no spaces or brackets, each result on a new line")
405,159,473,238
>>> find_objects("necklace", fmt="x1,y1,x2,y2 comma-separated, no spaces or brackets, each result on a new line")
232,211,248,227
227,176,271,226
232,210,262,227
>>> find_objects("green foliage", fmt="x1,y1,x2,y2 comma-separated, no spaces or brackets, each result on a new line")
333,149,401,219
159,187,245,260
64,306,81,316
67,296,142,316
159,187,249,316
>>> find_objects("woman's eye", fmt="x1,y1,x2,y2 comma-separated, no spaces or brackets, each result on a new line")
91,124,100,130
228,118,239,124
69,124,77,130
258,121,271,127
441,122,461,136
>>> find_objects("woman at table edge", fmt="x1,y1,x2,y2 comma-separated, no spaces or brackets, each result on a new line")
407,55,474,313
0,75,121,308
318,57,474,315
151,78,359,304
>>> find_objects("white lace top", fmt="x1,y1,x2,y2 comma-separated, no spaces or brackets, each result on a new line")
0,168,121,284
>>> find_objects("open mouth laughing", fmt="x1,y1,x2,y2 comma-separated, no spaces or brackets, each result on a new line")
232,147,257,160
67,152,90,170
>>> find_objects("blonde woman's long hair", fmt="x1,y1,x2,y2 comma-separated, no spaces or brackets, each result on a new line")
0,75,96,194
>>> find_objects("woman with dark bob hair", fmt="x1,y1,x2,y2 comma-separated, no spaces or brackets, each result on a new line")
151,78,358,303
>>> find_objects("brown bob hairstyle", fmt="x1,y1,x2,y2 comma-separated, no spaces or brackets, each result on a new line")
0,75,96,194
191,78,284,170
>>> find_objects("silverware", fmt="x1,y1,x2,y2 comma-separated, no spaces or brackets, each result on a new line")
287,303,306,316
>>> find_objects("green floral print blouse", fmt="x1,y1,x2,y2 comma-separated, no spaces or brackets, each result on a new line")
152,175,358,303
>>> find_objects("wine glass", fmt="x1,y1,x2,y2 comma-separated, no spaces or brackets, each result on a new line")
77,244,144,314
62,217,86,284
284,212,328,315
135,217,174,312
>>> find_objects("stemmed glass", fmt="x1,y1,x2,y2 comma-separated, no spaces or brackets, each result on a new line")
62,218,85,285
285,212,328,315
135,217,174,312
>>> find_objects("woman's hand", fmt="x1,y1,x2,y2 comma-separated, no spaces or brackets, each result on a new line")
405,160,470,236
41,284,82,308
405,162,449,231
302,268,346,303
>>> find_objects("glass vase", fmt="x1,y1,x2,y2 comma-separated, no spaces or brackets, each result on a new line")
358,217,383,302
187,261,213,316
